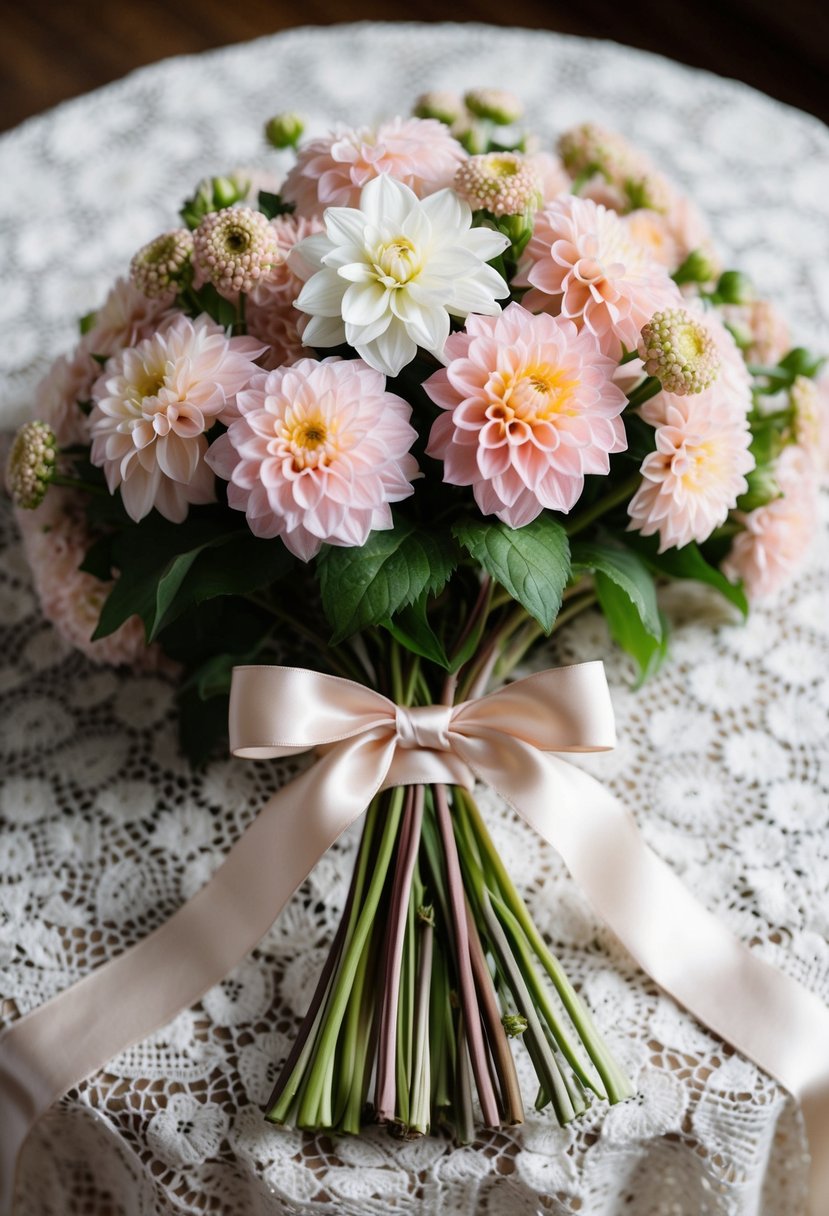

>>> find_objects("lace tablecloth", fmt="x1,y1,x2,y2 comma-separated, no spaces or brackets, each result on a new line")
1,21,828,1216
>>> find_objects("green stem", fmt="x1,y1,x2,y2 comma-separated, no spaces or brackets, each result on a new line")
625,376,662,410
462,793,634,1104
565,473,641,537
51,474,107,496
296,786,406,1128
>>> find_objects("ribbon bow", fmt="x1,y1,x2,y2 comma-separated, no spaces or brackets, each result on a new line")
0,662,828,1214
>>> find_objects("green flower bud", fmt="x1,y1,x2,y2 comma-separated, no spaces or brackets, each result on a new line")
464,88,523,126
264,112,305,149
672,248,718,287
413,91,464,126
716,270,754,306
737,464,781,513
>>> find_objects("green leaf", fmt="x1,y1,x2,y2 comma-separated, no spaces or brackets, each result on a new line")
624,533,749,618
151,533,293,639
92,514,234,642
452,515,570,633
382,595,450,669
571,540,661,639
595,574,669,685
257,191,296,219
317,520,458,643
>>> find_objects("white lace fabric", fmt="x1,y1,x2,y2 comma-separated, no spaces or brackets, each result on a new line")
0,21,827,1216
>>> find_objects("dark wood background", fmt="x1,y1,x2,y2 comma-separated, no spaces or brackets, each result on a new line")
2,0,828,132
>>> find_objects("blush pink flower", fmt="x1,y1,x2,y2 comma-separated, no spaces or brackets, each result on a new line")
282,117,466,219
16,489,168,670
206,357,419,560
627,391,755,552
89,314,264,523
721,298,791,366
424,302,627,526
81,277,179,361
722,446,818,599
34,348,99,446
515,195,681,357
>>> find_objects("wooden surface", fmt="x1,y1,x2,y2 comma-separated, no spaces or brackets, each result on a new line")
1,0,828,132
1,0,826,133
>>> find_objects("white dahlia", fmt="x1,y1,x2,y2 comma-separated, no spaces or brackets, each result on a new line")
292,174,510,377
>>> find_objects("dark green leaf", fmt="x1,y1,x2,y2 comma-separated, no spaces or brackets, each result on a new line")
92,514,235,641
452,515,570,633
595,574,670,685
624,533,749,618
257,191,296,219
317,520,458,643
571,540,661,639
382,595,450,669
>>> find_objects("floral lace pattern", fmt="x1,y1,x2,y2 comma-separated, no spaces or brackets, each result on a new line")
1,21,828,1216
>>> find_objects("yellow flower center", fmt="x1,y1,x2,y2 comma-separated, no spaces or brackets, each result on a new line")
674,324,706,363
375,236,421,286
284,414,333,470
487,155,520,181
487,362,579,434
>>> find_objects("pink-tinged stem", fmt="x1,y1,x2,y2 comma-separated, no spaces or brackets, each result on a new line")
465,895,524,1126
433,784,501,1128
375,785,424,1122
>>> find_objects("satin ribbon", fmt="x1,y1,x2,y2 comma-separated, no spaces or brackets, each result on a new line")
1,661,827,1214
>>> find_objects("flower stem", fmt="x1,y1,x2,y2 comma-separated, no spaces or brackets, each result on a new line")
433,784,500,1128
296,786,406,1128
375,786,423,1123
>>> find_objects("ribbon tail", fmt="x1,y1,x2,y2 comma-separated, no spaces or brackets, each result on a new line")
462,732,829,1216
0,738,390,1214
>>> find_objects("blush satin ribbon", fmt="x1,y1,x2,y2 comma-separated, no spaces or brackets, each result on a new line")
1,661,828,1213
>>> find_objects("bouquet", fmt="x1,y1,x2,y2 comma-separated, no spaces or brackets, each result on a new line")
7,87,828,1150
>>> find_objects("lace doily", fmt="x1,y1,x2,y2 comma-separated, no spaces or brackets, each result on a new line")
1,21,828,1216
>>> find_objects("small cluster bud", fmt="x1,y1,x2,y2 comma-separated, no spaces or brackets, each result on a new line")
130,228,194,298
453,152,540,218
501,1014,529,1038
193,207,281,298
638,308,720,395
6,421,58,509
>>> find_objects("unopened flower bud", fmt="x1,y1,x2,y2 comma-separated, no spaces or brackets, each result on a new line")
6,421,58,509
453,152,540,218
265,112,305,149
557,122,631,182
502,1014,528,1038
716,270,754,306
464,88,523,126
193,207,281,297
673,247,718,287
638,308,720,395
130,228,194,298
413,91,464,126
180,175,250,230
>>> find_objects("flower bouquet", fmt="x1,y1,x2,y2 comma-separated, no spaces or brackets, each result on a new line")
6,88,828,1154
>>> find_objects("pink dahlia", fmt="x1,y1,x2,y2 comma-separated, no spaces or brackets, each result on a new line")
282,117,466,219
424,302,627,526
81,277,179,361
34,348,99,446
89,314,264,523
722,446,818,599
16,489,168,670
514,195,681,357
641,307,752,429
721,298,791,366
245,214,324,368
206,357,419,560
627,392,755,552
